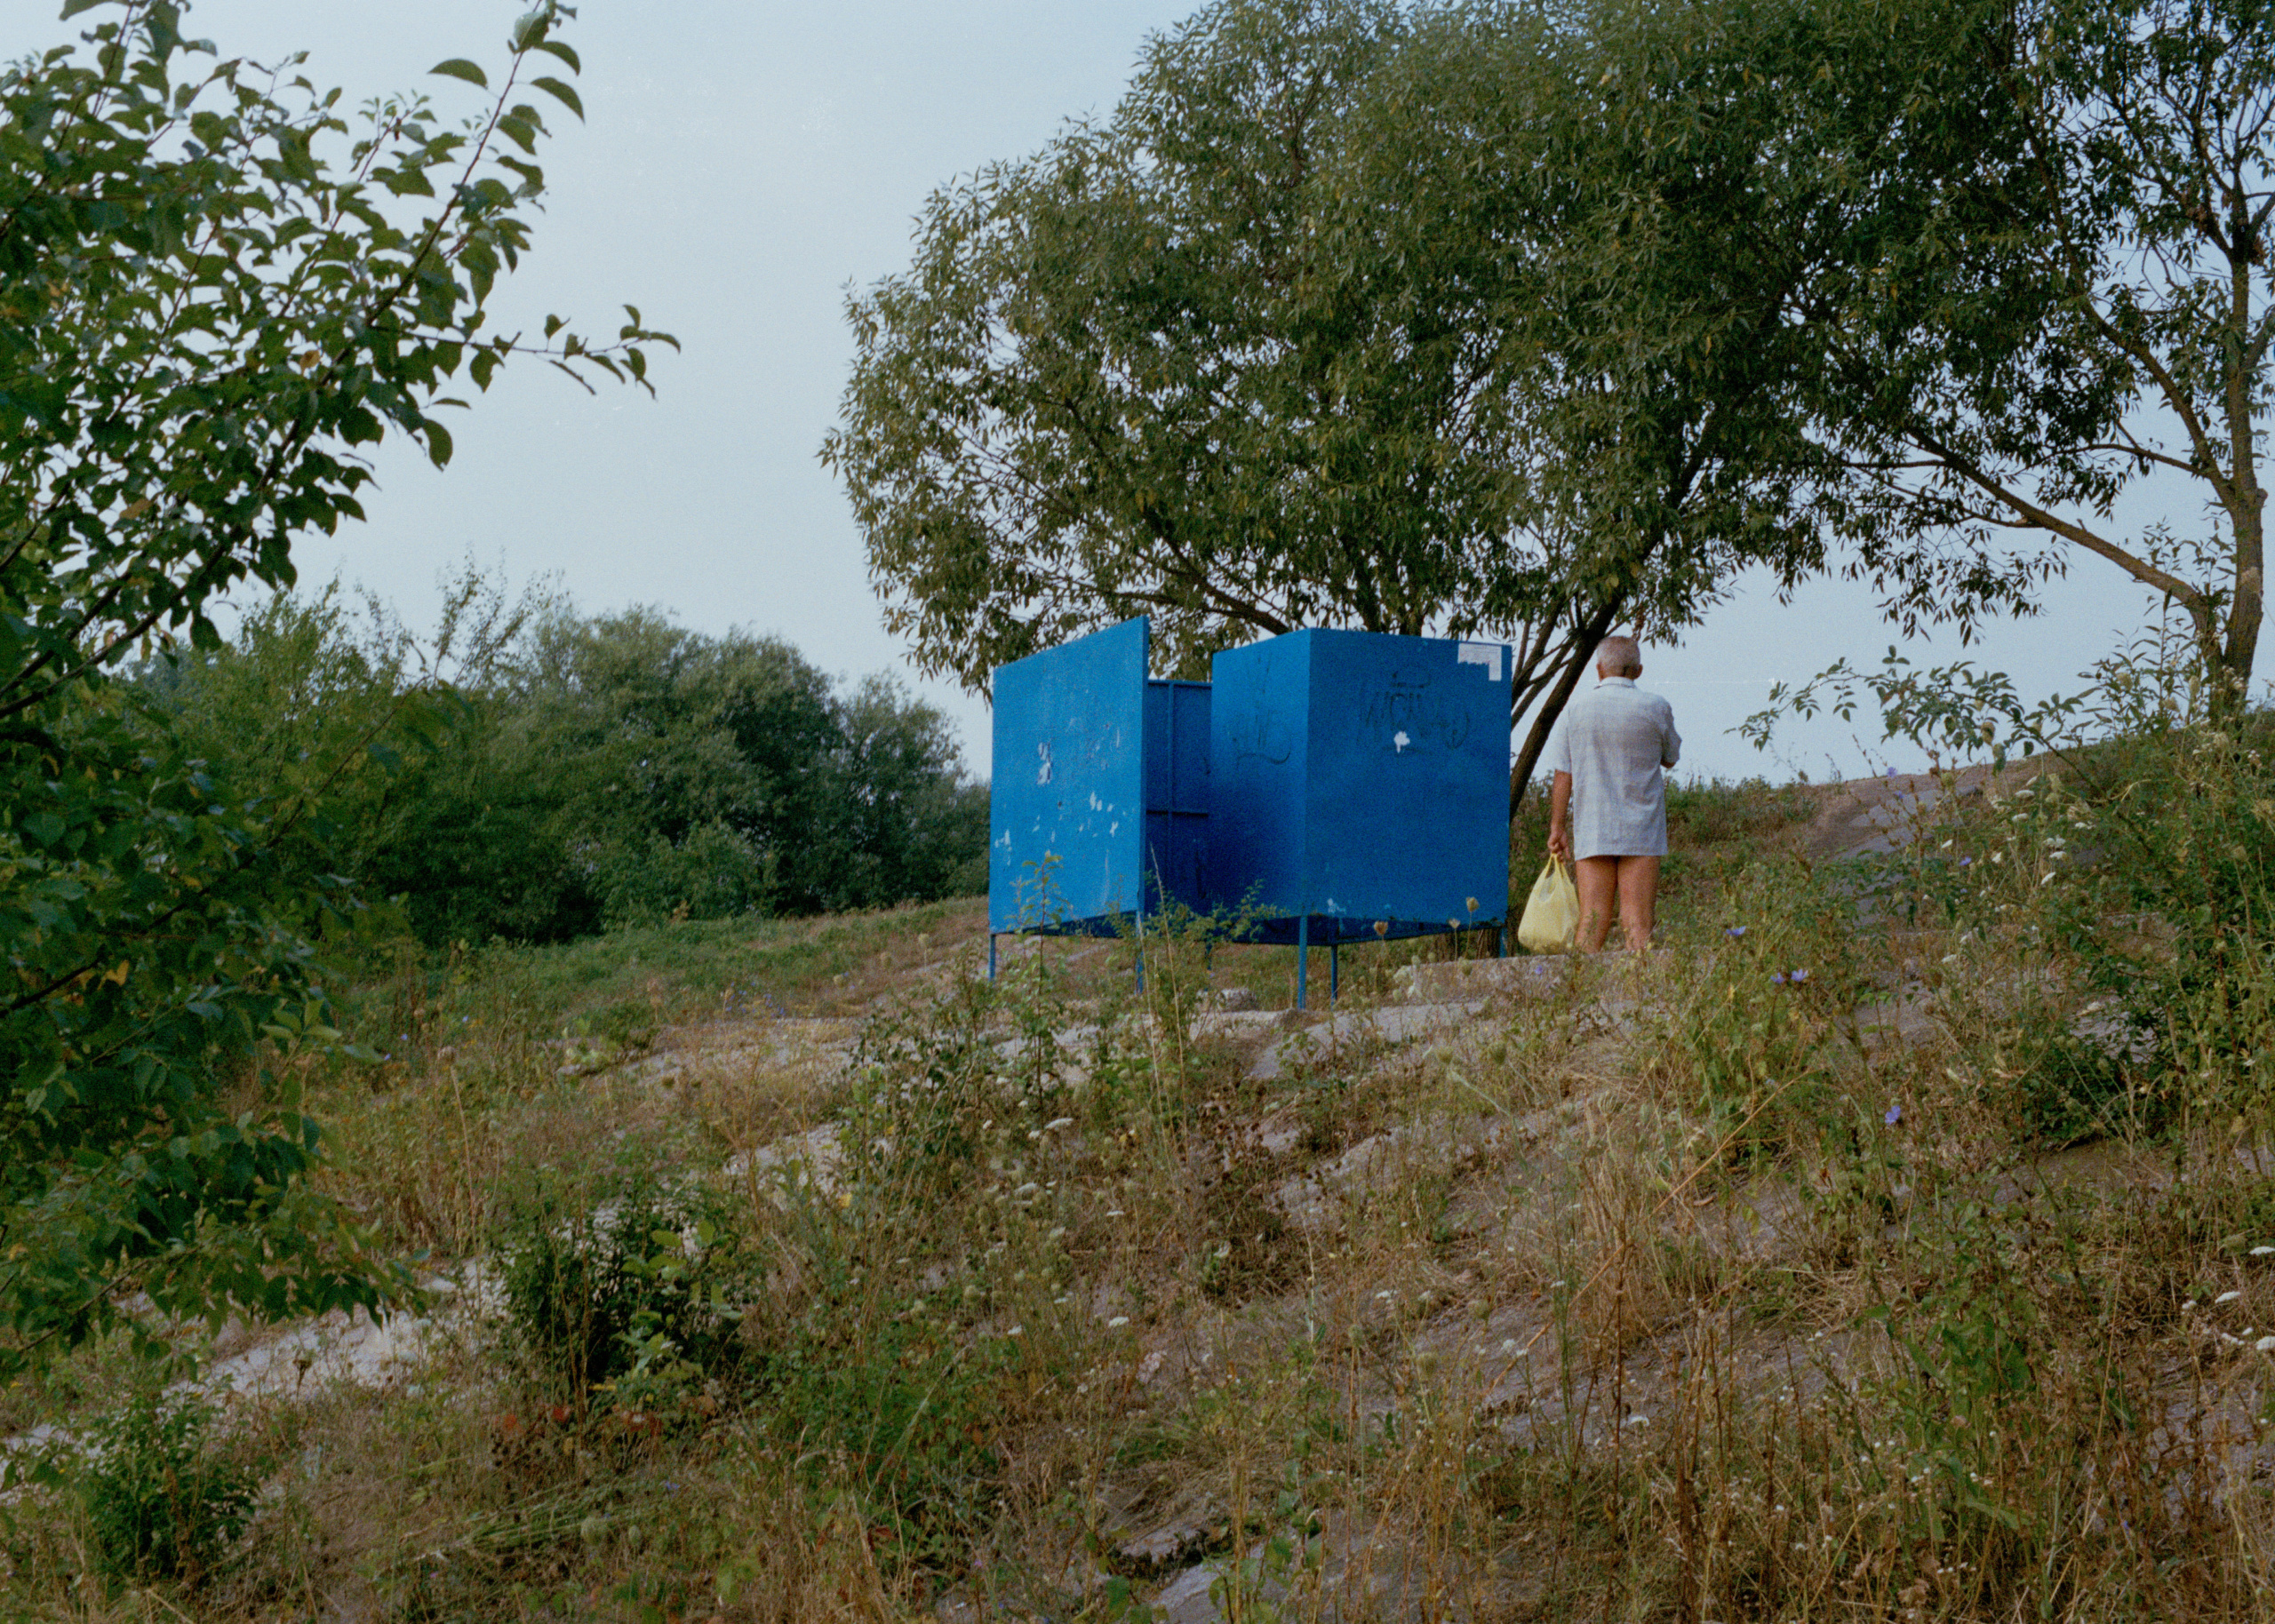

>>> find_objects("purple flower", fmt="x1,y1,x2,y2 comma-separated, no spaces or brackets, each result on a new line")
1791,968,1809,983
1958,856,1973,868
1725,926,1747,938
1772,972,1787,984
1885,1103,1904,1126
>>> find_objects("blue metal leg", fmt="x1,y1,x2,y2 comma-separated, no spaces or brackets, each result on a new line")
1135,910,1145,993
988,934,997,980
1330,943,1339,1002
1297,916,1309,1010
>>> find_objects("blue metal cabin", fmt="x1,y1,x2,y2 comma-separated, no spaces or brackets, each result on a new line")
989,618,1513,1004
987,617,1209,938
1207,629,1513,999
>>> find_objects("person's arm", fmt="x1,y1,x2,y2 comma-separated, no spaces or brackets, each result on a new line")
1662,704,1682,769
1549,769,1574,862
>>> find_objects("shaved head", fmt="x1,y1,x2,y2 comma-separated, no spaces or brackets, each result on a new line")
1594,635,1642,676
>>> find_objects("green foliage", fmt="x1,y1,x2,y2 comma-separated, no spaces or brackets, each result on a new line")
498,1171,754,1411
1787,0,2275,701
152,589,988,945
829,0,2026,801
1749,588,2275,1141
0,0,667,1375
76,1387,258,1586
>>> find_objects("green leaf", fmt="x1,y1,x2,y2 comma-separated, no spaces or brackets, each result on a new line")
532,38,581,74
531,77,582,120
428,58,488,88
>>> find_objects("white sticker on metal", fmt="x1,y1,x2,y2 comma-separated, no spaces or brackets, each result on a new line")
1457,642,1502,682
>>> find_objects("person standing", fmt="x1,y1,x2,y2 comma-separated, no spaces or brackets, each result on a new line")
1546,635,1681,952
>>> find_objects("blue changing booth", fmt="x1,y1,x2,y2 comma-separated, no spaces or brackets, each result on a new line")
1208,629,1513,1002
989,617,1513,1003
988,618,1210,936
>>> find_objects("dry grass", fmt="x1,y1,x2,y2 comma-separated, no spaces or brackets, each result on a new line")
15,767,2275,1621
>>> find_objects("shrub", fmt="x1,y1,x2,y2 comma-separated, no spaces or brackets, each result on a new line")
498,1174,756,1413
76,1389,258,1586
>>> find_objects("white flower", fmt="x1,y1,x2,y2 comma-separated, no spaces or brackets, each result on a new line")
1005,1325,1024,1337
1107,1315,1130,1328
2258,1335,2275,1353
2217,1290,2243,1304
1043,1117,1074,1133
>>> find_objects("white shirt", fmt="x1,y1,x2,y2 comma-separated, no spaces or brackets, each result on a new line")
1548,677,1681,858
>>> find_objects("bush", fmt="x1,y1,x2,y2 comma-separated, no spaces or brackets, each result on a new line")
498,1173,756,1415
76,1389,258,1587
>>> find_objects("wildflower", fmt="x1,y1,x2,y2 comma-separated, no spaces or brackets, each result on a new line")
1005,1325,1024,1338
2251,1246,2275,1257
1043,1117,1074,1133
2217,1290,2243,1304
1772,972,1787,984
1107,1315,1130,1328
1959,856,1974,868
1885,1104,1904,1126
1725,926,1747,938
2257,1335,2275,1353
1791,968,1809,983
2041,872,2056,885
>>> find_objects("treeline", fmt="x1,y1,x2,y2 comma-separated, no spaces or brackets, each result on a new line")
142,580,988,947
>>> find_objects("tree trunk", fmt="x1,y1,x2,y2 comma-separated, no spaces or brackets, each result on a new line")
1508,595,1626,818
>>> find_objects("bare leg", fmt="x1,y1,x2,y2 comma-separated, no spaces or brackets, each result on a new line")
1615,855,1661,952
1575,856,1620,952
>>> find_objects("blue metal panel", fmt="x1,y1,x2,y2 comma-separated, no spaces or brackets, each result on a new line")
1143,680,1211,918
1209,629,1512,943
989,619,1150,932
1207,633,1312,925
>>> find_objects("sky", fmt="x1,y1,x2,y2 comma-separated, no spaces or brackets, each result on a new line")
69,0,2254,788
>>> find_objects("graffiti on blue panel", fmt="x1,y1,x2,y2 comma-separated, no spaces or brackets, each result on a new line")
1361,666,1474,754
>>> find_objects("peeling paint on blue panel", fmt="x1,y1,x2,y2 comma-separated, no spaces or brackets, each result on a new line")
989,617,1212,935
989,618,1150,932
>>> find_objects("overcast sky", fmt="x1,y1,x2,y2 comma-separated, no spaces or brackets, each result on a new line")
81,0,2250,787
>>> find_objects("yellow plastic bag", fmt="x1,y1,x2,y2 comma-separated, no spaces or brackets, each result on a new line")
1517,857,1578,953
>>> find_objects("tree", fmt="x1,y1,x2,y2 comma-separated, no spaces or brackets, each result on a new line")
1775,0,2274,709
0,0,670,1378
155,592,992,942
827,0,2038,810
826,0,1494,689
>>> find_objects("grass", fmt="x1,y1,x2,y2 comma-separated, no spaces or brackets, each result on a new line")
14,746,2275,1620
